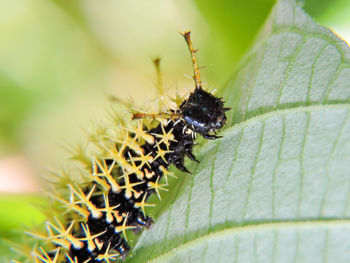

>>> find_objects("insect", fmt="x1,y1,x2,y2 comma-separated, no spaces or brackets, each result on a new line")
18,30,228,263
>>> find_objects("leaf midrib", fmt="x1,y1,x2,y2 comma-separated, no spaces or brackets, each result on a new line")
224,103,350,138
147,219,350,263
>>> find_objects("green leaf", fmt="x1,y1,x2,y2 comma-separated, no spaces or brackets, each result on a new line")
127,0,350,262
224,0,350,124
0,195,45,236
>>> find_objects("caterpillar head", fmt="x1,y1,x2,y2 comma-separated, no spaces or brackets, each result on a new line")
179,87,229,139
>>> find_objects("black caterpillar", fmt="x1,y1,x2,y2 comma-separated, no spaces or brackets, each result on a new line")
18,31,228,263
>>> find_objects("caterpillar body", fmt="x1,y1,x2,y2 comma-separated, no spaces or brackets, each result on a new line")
16,31,228,263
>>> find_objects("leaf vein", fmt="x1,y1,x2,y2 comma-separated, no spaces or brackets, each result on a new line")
296,111,310,217
306,43,329,105
319,109,350,216
147,219,350,263
241,121,265,220
276,38,306,108
209,141,221,229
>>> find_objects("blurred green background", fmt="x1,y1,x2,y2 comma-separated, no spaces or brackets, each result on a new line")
1,0,350,260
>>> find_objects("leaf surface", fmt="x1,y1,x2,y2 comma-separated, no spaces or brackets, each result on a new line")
127,0,350,262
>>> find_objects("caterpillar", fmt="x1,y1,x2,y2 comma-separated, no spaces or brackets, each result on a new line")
14,31,229,263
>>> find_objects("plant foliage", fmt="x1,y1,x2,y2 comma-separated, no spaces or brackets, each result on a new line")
127,0,350,262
